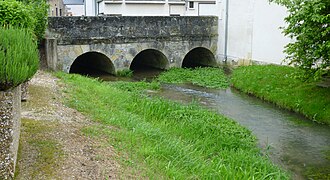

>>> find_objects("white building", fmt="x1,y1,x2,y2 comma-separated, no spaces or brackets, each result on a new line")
218,0,291,65
63,0,85,16
94,0,218,16
80,0,290,65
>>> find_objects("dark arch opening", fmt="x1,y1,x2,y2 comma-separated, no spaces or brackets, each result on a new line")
182,47,217,68
69,52,115,75
130,49,169,71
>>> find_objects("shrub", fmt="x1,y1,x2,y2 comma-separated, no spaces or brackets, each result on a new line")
0,0,48,42
0,27,39,91
18,0,48,41
0,0,35,32
270,0,330,78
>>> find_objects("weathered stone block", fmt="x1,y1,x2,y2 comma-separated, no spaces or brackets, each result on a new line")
21,82,28,102
0,85,21,179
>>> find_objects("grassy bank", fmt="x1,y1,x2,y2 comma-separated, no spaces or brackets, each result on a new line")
57,72,288,179
157,67,229,89
231,65,330,125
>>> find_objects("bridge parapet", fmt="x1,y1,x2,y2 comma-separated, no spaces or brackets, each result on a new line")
46,16,219,73
47,16,218,45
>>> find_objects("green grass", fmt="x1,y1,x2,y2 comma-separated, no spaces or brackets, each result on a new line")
231,65,330,125
56,72,289,179
157,67,229,89
116,69,133,77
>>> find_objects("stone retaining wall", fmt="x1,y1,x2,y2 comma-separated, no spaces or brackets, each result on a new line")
0,85,21,179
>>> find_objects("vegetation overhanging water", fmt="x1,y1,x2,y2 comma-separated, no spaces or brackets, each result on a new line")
57,65,330,179
56,69,289,179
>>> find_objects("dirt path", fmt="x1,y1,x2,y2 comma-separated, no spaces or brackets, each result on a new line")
15,71,121,179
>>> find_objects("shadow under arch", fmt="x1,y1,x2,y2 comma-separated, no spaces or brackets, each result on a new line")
130,49,169,71
182,47,217,68
69,52,115,75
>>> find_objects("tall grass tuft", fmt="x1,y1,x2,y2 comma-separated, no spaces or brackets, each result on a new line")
0,27,39,90
231,65,330,125
157,67,229,89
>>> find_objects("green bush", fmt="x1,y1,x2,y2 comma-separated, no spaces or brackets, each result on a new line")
0,27,39,91
0,0,35,32
0,0,48,41
18,0,48,41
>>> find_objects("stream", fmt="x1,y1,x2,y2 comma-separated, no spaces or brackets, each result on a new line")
156,83,330,179
93,70,330,179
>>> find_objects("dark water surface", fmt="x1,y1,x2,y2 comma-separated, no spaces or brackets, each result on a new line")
156,84,330,179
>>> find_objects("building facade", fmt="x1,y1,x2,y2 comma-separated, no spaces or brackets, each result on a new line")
63,0,85,16
48,0,66,16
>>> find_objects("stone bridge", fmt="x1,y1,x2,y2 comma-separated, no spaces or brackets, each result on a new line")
46,16,218,74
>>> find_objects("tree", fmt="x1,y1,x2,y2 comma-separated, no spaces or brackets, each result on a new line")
270,0,330,78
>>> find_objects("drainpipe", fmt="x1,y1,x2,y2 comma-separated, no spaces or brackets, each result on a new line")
224,0,229,62
84,0,87,16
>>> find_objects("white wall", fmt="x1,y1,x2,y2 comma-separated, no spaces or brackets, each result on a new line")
85,0,96,16
169,4,185,15
218,0,290,64
199,3,218,16
66,5,85,16
104,3,170,16
251,0,290,63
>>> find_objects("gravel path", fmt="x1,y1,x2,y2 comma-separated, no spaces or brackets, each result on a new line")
16,71,121,179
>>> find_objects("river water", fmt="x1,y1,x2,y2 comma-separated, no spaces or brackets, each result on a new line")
94,70,329,179
156,83,330,179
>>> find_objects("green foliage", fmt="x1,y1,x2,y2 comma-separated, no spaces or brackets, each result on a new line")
270,0,330,78
108,80,160,93
0,27,39,90
157,67,229,89
0,0,35,31
231,65,330,125
57,72,289,179
0,0,48,41
18,0,48,41
116,69,133,77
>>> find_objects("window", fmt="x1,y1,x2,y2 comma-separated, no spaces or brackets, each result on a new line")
189,1,194,9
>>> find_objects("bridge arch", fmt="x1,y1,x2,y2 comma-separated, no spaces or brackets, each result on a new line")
130,49,169,71
182,47,217,68
69,51,115,75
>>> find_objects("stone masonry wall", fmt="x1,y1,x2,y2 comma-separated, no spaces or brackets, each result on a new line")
0,85,21,179
47,16,218,45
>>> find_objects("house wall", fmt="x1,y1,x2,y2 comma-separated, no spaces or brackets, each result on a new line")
48,0,66,16
104,3,171,16
86,0,97,15
218,0,290,64
66,4,85,16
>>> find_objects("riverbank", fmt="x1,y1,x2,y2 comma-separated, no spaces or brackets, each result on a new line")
15,71,123,179
55,71,289,179
231,65,330,125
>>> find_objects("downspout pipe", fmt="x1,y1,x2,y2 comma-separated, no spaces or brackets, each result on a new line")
224,0,229,62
